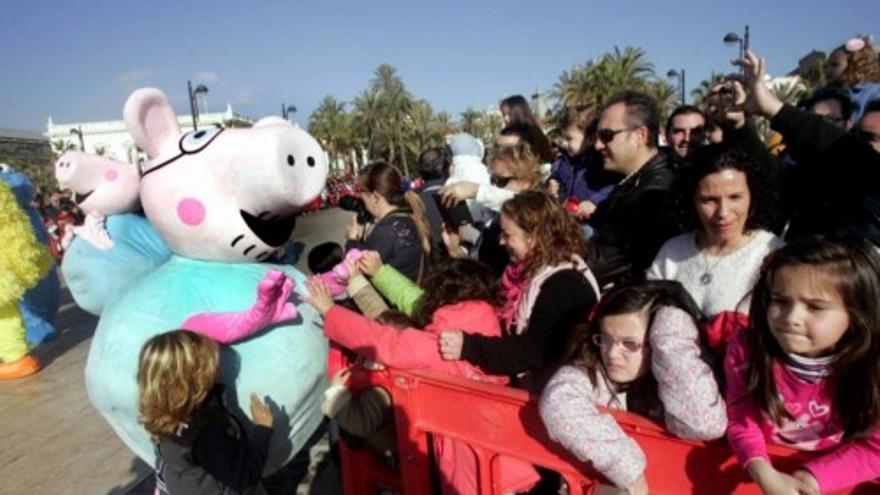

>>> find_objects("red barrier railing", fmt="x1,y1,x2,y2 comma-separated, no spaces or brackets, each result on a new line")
336,364,878,494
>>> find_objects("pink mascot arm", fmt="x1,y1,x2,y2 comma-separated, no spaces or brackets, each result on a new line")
319,248,365,298
182,270,297,344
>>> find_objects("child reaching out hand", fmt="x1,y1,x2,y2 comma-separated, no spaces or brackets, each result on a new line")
138,330,274,495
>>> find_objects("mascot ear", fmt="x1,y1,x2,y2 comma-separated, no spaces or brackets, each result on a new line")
252,116,291,129
123,88,180,159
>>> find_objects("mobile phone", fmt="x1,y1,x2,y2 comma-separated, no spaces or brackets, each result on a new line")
432,193,473,227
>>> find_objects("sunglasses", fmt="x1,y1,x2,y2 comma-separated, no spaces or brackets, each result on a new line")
596,127,635,144
592,334,645,353
490,175,514,187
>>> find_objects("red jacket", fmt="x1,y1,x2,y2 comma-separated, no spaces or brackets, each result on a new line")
324,301,540,495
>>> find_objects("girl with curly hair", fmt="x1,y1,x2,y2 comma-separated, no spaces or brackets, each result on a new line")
303,257,540,495
826,35,880,122
138,330,275,495
439,190,600,388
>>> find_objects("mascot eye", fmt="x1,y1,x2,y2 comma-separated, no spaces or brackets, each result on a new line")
180,128,222,154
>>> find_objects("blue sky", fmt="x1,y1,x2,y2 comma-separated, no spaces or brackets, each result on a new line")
1,0,877,132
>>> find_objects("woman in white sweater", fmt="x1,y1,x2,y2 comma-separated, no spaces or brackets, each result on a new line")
647,144,783,317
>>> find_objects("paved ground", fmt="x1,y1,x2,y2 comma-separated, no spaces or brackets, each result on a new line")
0,208,349,495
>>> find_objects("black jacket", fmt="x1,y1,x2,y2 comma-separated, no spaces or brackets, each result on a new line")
585,149,680,289
155,384,272,495
347,209,427,282
460,269,597,382
769,104,880,245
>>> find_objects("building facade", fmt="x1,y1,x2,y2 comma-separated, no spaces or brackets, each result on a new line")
45,104,254,165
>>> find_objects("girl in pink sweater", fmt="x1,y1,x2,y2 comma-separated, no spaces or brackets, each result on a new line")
540,280,727,495
303,257,540,495
725,237,880,494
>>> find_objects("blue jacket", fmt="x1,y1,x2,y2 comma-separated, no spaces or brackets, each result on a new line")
549,150,618,204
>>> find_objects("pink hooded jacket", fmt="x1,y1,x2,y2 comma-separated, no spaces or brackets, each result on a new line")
324,301,540,495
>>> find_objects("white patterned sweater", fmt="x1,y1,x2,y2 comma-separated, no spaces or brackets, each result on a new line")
647,230,783,317
539,306,728,488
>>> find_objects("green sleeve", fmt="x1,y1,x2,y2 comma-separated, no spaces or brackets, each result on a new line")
370,265,424,317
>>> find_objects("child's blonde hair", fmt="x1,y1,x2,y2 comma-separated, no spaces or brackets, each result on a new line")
137,330,220,441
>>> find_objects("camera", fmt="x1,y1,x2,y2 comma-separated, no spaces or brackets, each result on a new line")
339,195,371,225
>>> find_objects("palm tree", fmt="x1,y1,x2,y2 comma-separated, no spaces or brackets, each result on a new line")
603,46,655,91
553,62,598,107
308,95,349,174
642,79,679,122
691,72,725,107
370,64,414,174
352,87,383,162
459,108,482,135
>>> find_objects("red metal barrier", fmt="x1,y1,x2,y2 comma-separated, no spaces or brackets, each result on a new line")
337,365,878,495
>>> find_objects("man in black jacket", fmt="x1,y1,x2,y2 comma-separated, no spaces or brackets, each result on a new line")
733,51,880,247
586,91,680,289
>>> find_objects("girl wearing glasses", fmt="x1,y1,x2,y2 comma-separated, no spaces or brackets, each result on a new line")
540,280,727,495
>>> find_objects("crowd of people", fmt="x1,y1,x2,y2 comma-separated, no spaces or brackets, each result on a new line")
133,39,880,495
31,187,83,261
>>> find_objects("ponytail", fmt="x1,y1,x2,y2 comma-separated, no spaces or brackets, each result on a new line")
404,190,432,255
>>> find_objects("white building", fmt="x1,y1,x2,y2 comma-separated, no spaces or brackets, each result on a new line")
45,104,255,165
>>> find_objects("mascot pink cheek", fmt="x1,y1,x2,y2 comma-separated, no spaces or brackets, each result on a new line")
104,169,118,181
177,198,206,226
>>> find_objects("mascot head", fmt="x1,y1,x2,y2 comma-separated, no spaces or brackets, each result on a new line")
54,152,141,216
123,88,329,262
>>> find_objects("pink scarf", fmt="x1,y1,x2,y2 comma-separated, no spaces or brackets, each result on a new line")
497,261,531,334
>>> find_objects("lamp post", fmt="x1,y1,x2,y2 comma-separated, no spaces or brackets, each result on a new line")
282,104,297,121
187,81,209,130
666,69,686,106
724,25,750,61
69,126,85,151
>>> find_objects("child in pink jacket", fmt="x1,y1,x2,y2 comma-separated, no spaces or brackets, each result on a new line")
304,257,540,495
725,237,880,494
540,280,727,494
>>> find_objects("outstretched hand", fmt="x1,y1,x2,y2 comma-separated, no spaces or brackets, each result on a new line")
357,250,383,277
303,276,335,315
250,393,273,428
439,182,479,207
252,269,298,323
733,50,784,119
439,331,464,360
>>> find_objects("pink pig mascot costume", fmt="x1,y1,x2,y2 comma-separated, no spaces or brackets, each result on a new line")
78,88,330,479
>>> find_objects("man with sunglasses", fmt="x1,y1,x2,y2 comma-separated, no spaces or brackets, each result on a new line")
586,91,680,289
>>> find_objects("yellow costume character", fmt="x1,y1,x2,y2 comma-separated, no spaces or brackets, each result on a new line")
0,180,50,379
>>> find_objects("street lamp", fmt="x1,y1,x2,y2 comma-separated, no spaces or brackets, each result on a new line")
187,81,209,130
69,126,84,151
282,104,297,121
666,69,686,106
724,25,750,60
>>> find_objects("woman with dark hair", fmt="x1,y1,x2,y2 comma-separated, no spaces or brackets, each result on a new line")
540,280,726,494
647,144,783,317
439,191,599,387
499,95,556,164
347,162,431,282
